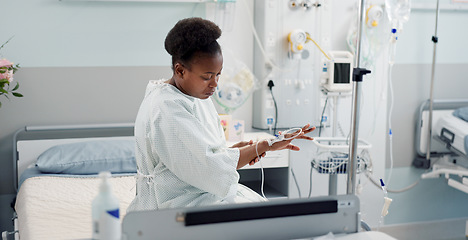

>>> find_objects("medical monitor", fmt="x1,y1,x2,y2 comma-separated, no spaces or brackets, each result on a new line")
322,51,354,92
122,195,360,240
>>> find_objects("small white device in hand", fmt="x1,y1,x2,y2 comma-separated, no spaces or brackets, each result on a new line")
267,128,303,146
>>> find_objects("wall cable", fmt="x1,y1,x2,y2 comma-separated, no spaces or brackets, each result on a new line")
291,167,302,198
318,96,329,137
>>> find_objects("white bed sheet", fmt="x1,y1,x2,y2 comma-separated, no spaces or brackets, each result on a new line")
434,113,468,155
15,175,135,240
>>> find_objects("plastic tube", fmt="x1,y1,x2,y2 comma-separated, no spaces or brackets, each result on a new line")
306,33,331,60
386,32,397,187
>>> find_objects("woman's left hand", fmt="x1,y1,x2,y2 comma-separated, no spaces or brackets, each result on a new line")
232,140,266,166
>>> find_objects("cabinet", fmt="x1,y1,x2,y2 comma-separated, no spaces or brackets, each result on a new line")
227,132,290,199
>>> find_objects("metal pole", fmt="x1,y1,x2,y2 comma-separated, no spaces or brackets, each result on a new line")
347,0,367,195
425,0,440,163
329,96,339,195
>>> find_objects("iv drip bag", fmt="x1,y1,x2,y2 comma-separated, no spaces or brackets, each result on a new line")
385,0,411,30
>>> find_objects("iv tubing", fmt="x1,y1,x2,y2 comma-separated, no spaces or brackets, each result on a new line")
255,128,303,199
365,171,420,193
387,61,395,187
255,141,267,199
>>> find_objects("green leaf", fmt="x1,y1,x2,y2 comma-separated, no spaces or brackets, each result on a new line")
12,82,19,91
0,79,8,84
0,101,2,108
0,36,14,51
0,69,6,74
0,88,8,94
12,92,23,97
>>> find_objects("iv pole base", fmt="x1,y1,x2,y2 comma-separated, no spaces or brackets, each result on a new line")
413,156,431,169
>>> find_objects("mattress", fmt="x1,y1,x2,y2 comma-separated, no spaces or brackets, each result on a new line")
434,113,468,155
15,175,135,240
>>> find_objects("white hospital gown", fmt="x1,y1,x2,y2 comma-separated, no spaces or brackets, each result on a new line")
127,79,264,212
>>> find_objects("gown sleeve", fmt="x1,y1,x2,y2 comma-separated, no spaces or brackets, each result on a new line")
150,98,240,199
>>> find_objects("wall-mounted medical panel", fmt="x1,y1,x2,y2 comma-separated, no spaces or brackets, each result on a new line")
252,0,329,129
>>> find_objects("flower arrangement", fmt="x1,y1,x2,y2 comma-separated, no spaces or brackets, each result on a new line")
0,38,22,108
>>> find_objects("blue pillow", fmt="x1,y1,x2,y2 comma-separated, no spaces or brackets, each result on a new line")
36,139,136,174
453,107,468,122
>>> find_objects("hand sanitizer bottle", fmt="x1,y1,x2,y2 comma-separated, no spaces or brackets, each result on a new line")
92,171,121,240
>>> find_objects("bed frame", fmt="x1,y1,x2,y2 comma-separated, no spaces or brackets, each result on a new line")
413,99,468,168
414,99,468,194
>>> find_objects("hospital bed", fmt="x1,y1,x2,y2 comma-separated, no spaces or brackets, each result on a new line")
3,124,289,240
4,123,137,240
415,99,468,194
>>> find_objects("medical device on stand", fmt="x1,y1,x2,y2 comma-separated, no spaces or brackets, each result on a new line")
316,50,358,196
321,51,354,93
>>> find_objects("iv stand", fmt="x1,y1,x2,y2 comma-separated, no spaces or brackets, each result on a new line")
347,0,371,195
425,0,440,165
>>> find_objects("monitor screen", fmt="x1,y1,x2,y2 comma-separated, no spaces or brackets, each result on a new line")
333,63,351,84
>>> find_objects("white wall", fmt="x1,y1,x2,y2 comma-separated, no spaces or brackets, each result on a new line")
397,0,468,65
1,1,204,67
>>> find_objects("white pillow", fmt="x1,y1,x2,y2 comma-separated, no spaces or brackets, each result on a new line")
36,139,136,174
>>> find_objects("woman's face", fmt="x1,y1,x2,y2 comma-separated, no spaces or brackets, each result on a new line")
173,52,223,100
